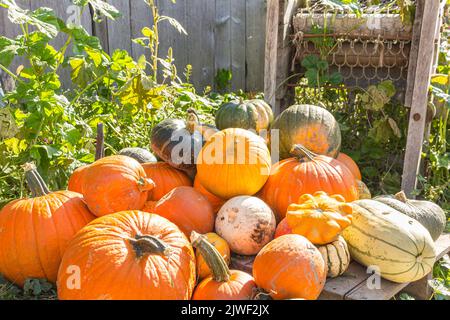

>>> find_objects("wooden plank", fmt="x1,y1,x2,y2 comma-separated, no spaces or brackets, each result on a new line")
185,0,215,91
129,0,154,61
215,0,232,91
158,0,188,81
230,0,246,91
401,0,441,197
245,0,266,93
106,0,132,53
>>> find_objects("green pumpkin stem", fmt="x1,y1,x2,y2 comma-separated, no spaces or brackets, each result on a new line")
394,191,408,203
290,144,317,161
130,234,173,258
23,163,50,197
95,122,105,161
186,108,200,134
190,231,231,282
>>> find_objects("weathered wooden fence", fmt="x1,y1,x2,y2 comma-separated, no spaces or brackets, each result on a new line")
0,0,267,92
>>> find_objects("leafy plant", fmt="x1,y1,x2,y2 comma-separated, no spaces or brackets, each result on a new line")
301,54,342,88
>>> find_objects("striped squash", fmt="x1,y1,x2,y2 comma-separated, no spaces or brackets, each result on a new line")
343,200,436,283
317,236,351,278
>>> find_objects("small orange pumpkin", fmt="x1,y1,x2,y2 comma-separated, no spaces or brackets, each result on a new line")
150,186,215,237
57,211,196,300
0,163,95,286
142,162,192,201
193,176,225,213
253,234,327,300
275,191,353,245
196,233,231,280
81,155,155,217
337,152,362,180
191,232,256,300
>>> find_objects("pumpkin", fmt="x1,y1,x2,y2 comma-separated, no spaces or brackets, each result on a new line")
197,128,271,199
215,196,276,255
193,176,225,213
337,152,361,180
57,211,196,300
316,236,351,278
67,165,88,193
196,233,231,280
150,186,215,237
0,163,95,287
274,192,353,245
142,162,192,201
191,232,257,300
118,147,157,163
259,145,359,220
215,98,274,133
357,180,371,199
270,104,341,159
253,234,327,300
142,200,157,213
374,191,446,241
343,200,436,283
81,155,155,217
151,108,218,178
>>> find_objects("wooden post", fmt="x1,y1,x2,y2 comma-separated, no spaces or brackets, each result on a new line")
95,123,105,161
264,0,301,115
401,0,441,197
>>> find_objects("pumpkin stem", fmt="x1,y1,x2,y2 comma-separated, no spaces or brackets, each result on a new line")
238,97,245,104
186,108,200,134
190,231,231,282
137,177,156,192
129,234,173,258
394,191,408,203
23,163,50,197
95,122,105,161
290,144,317,161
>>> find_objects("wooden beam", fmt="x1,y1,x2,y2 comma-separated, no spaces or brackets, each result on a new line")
401,0,441,197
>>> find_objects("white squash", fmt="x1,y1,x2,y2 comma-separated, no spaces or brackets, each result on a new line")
317,236,351,278
215,196,276,255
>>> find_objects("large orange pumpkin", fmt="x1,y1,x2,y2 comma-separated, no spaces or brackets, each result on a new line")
67,165,88,193
196,233,231,280
57,211,196,300
149,186,215,237
0,163,95,287
191,232,256,300
337,152,362,180
274,192,353,245
142,162,192,201
81,155,155,217
197,128,271,199
259,145,359,220
253,234,327,300
193,176,225,213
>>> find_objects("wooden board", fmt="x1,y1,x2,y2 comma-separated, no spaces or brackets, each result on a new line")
107,0,132,53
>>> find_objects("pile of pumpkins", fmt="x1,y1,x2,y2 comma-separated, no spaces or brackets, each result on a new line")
0,101,446,300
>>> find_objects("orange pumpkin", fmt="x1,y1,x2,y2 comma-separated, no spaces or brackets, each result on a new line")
337,152,362,180
142,162,192,201
67,165,88,193
274,192,353,245
253,234,327,300
196,233,231,280
193,176,225,213
191,232,256,300
57,211,196,300
197,128,271,199
81,155,155,217
150,186,215,237
0,163,95,286
142,200,157,213
259,145,358,220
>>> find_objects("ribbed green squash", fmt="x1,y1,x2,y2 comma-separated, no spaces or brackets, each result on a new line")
118,147,157,164
316,236,351,278
269,104,341,159
343,200,436,283
215,99,273,133
374,191,446,241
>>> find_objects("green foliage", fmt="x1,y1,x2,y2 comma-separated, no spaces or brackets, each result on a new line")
301,54,342,87
0,276,56,300
215,68,233,92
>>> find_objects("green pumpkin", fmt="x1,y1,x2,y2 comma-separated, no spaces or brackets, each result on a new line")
215,99,273,132
118,147,157,164
269,104,342,159
151,109,218,178
374,191,446,241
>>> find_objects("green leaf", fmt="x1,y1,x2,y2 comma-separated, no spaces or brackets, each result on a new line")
77,0,121,22
160,16,187,35
301,54,320,69
305,69,319,87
